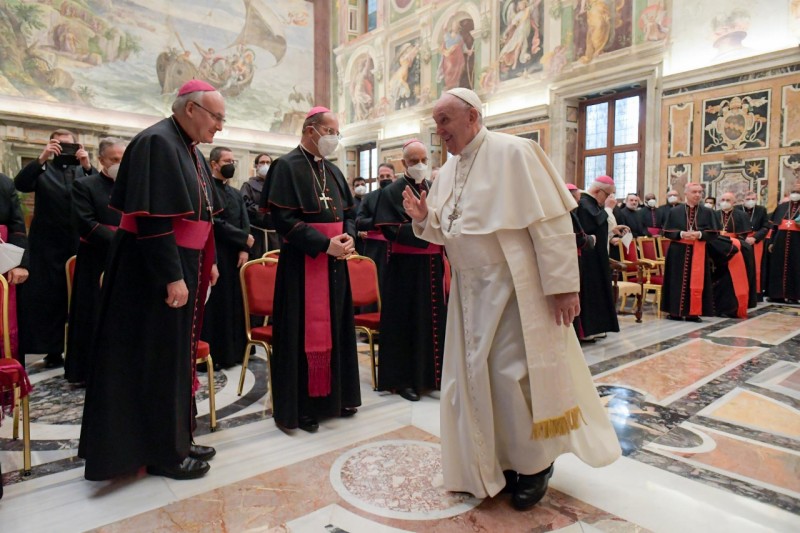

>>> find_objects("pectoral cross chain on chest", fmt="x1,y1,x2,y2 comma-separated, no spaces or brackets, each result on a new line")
319,193,332,209
447,207,461,232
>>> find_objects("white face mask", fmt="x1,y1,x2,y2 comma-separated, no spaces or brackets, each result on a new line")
314,128,340,158
719,201,732,211
256,164,270,177
744,199,756,209
106,163,120,180
667,195,678,204
405,162,429,183
705,202,715,209
646,199,657,208
791,193,800,203
354,185,367,195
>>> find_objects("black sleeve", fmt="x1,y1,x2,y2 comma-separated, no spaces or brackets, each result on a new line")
356,196,375,231
135,216,183,286
270,208,330,257
72,180,114,246
14,160,45,193
2,177,29,268
213,214,249,249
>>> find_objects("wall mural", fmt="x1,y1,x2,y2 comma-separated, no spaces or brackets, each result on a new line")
498,0,544,82
436,13,475,92
702,90,769,154
780,154,800,200
572,0,632,64
781,84,800,147
389,38,421,110
349,53,375,122
0,0,314,134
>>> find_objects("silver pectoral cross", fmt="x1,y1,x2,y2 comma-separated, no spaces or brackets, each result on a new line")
447,206,461,232
319,194,332,209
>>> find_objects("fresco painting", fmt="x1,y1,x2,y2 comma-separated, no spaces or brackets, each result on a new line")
349,53,375,122
0,0,315,133
436,13,475,93
498,0,544,82
389,38,421,110
573,0,633,64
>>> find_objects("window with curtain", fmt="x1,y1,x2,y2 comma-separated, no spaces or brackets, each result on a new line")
577,89,645,197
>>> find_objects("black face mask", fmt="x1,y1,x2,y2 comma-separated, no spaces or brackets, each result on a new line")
220,163,236,179
379,179,392,189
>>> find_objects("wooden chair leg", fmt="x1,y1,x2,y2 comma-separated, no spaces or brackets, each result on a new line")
237,342,252,396
12,386,19,440
206,354,217,432
635,292,643,322
366,329,377,391
22,394,31,476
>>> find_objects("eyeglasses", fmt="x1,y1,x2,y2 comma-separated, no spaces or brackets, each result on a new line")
192,101,226,124
314,125,341,139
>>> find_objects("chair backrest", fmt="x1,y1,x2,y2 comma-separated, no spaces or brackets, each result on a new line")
66,255,77,303
240,258,278,319
657,236,670,260
346,255,380,310
262,249,280,259
637,237,659,262
617,240,638,266
0,275,10,359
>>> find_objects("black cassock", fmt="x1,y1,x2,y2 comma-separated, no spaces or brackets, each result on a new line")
79,117,219,480
201,178,250,368
264,146,361,429
241,176,279,257
374,177,446,392
356,188,388,311
14,159,89,355
766,201,800,301
737,203,769,296
575,193,619,337
570,210,594,338
661,204,718,317
713,209,756,316
637,205,664,235
65,172,120,384
616,207,648,237
0,173,29,361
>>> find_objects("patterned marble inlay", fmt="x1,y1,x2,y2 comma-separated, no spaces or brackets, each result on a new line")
594,339,765,405
709,312,800,345
699,388,800,438
330,440,480,520
647,423,800,498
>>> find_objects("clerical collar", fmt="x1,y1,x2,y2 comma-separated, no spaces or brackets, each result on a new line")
299,143,323,162
170,115,196,147
459,127,488,159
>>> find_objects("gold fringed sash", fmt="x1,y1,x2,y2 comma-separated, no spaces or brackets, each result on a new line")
531,406,584,440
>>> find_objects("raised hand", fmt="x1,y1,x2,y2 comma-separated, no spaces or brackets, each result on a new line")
402,186,428,222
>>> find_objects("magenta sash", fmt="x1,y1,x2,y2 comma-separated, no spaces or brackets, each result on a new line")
304,222,343,397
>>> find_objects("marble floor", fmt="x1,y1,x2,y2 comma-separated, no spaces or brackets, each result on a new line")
1,303,799,532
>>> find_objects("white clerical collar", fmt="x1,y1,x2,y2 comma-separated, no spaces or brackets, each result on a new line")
460,127,487,159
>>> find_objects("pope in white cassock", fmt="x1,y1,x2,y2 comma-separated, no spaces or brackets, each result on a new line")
403,88,621,510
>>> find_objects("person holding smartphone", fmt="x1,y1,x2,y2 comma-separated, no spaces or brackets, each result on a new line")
14,129,94,368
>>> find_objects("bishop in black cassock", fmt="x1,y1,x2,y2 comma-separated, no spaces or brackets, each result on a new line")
79,82,223,481
65,139,125,384
766,189,800,303
374,140,446,401
262,106,361,432
713,196,755,318
736,191,769,298
661,184,719,319
14,130,91,367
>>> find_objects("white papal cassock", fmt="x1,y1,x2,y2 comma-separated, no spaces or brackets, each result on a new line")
415,127,621,498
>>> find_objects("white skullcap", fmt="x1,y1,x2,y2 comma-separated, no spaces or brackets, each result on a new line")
446,88,482,111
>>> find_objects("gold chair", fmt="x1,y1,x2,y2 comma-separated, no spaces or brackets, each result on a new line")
346,255,380,390
196,340,217,431
637,236,665,315
64,255,76,359
0,275,32,475
238,258,276,404
262,249,280,259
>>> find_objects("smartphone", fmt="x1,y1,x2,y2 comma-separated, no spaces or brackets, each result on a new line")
58,142,80,156
53,142,81,167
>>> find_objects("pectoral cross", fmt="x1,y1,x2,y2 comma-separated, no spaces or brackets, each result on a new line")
319,194,332,210
447,206,461,232
785,219,794,229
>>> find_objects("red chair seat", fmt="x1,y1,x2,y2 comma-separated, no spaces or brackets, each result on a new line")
640,274,664,285
354,312,380,330
197,340,210,358
251,325,273,342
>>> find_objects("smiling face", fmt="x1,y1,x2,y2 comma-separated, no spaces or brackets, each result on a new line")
186,91,225,144
433,94,481,156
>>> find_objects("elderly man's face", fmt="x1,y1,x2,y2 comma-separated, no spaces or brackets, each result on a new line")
433,95,480,156
402,142,428,169
685,185,703,206
625,195,639,210
188,92,225,144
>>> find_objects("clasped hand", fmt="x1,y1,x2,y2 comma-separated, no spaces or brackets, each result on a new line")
327,233,355,259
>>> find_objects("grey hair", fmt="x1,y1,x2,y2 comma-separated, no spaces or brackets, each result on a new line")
302,111,327,132
588,181,615,194
171,91,203,114
98,137,126,157
454,97,484,126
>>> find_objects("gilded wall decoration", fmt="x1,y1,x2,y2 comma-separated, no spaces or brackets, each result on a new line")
498,0,544,82
436,13,476,92
701,158,766,202
781,84,800,147
779,154,800,199
0,0,315,133
668,102,693,157
389,38,421,110
667,164,691,194
349,54,376,122
702,91,769,154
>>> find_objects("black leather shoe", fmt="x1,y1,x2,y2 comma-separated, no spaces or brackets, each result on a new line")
501,469,518,494
512,464,553,511
666,314,684,321
399,388,420,402
340,407,358,417
147,457,210,480
298,415,319,433
43,353,64,368
188,443,216,461
685,315,702,323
